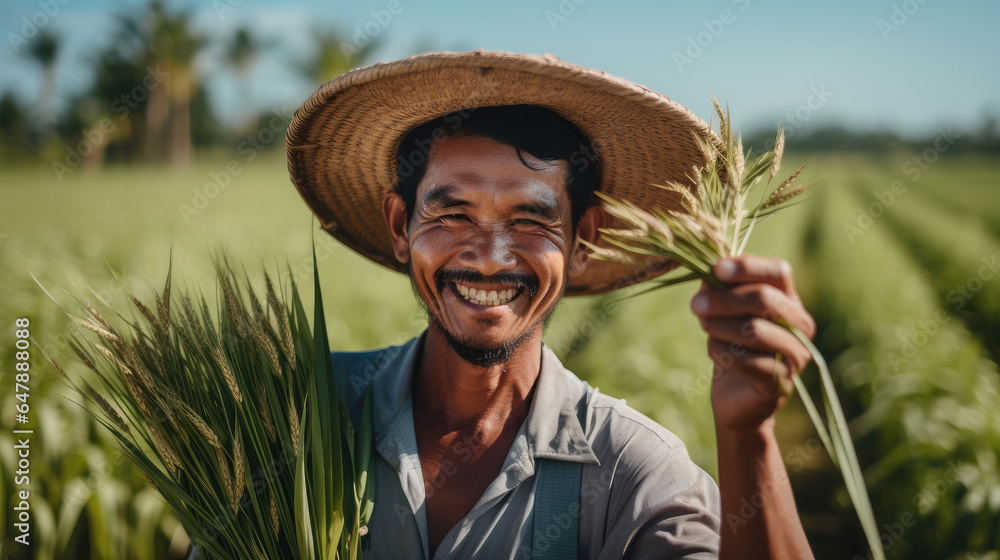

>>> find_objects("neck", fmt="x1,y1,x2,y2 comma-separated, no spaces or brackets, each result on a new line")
413,325,542,431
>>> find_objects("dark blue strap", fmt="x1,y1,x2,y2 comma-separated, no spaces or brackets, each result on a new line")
531,392,587,559
532,459,583,559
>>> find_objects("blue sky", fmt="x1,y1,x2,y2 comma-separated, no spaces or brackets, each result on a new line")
2,0,998,138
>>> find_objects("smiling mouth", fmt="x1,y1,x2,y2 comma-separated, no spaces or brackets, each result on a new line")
451,282,522,307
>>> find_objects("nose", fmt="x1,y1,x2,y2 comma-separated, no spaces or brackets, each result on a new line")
457,225,517,275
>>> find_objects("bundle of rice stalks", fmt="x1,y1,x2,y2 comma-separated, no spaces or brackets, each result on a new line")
586,95,886,560
40,246,374,560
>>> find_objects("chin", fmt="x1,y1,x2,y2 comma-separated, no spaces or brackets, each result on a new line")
430,317,537,368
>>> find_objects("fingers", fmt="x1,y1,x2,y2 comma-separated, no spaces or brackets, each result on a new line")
693,281,817,339
713,255,798,298
701,317,813,374
708,340,796,399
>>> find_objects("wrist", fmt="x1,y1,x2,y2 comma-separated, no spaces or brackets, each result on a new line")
715,416,777,454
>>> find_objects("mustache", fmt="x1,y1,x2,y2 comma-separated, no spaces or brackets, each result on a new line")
436,268,540,298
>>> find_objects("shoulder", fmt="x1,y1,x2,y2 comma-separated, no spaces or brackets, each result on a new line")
586,388,688,456
566,372,721,557
330,343,409,427
583,385,716,508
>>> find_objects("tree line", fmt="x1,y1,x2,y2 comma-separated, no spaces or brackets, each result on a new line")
0,1,378,170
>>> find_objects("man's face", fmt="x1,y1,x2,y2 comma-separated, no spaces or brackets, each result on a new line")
388,134,588,364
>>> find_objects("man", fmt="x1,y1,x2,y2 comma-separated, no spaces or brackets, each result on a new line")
286,51,817,559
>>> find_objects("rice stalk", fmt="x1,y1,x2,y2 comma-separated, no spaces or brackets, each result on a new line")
45,246,376,560
588,95,885,560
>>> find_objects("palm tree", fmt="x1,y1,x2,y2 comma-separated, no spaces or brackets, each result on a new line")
225,26,267,133
159,11,205,169
25,29,60,144
296,28,380,86
115,1,205,167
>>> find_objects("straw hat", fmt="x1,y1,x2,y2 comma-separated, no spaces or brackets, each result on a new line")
286,50,720,296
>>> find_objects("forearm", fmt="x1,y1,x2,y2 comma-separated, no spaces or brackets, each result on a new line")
715,417,814,560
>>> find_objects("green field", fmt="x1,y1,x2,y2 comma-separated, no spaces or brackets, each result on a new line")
1,150,999,559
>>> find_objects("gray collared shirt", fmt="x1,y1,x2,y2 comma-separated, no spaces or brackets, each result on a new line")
333,332,721,559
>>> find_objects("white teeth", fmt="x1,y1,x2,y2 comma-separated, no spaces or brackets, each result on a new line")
454,283,518,306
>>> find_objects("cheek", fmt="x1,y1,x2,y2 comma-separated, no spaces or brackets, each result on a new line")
519,236,570,282
407,227,466,297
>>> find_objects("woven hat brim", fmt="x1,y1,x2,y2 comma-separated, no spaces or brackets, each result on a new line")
286,50,719,296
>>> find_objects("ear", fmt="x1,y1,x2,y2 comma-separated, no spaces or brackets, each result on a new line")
382,192,411,264
568,204,605,278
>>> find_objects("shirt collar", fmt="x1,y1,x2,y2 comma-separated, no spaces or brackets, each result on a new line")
369,330,599,467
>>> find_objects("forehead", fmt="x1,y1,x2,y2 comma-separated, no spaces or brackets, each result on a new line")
417,134,571,209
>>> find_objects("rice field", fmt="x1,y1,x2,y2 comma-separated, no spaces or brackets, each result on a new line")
1,150,998,559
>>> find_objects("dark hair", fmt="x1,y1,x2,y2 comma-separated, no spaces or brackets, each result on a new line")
395,104,599,230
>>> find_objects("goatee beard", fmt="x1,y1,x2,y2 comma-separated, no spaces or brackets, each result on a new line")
429,316,537,368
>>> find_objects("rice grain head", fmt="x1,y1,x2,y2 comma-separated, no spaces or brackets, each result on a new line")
269,490,280,536
765,165,806,206
763,185,812,210
220,276,252,341
86,381,129,432
142,470,160,491
129,293,159,330
288,397,300,456
771,126,785,178
124,372,151,417
67,338,98,373
157,388,222,448
158,268,171,333
82,302,112,331
266,274,296,370
233,429,245,511
148,424,182,475
212,345,243,404
71,315,119,342
734,135,745,183
216,447,236,510
258,385,277,443
180,403,224,449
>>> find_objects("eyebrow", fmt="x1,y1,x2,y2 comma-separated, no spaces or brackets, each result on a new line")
422,185,469,210
515,201,559,221
421,184,561,220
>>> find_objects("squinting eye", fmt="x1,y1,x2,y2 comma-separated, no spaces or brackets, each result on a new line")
441,214,469,223
513,218,542,227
